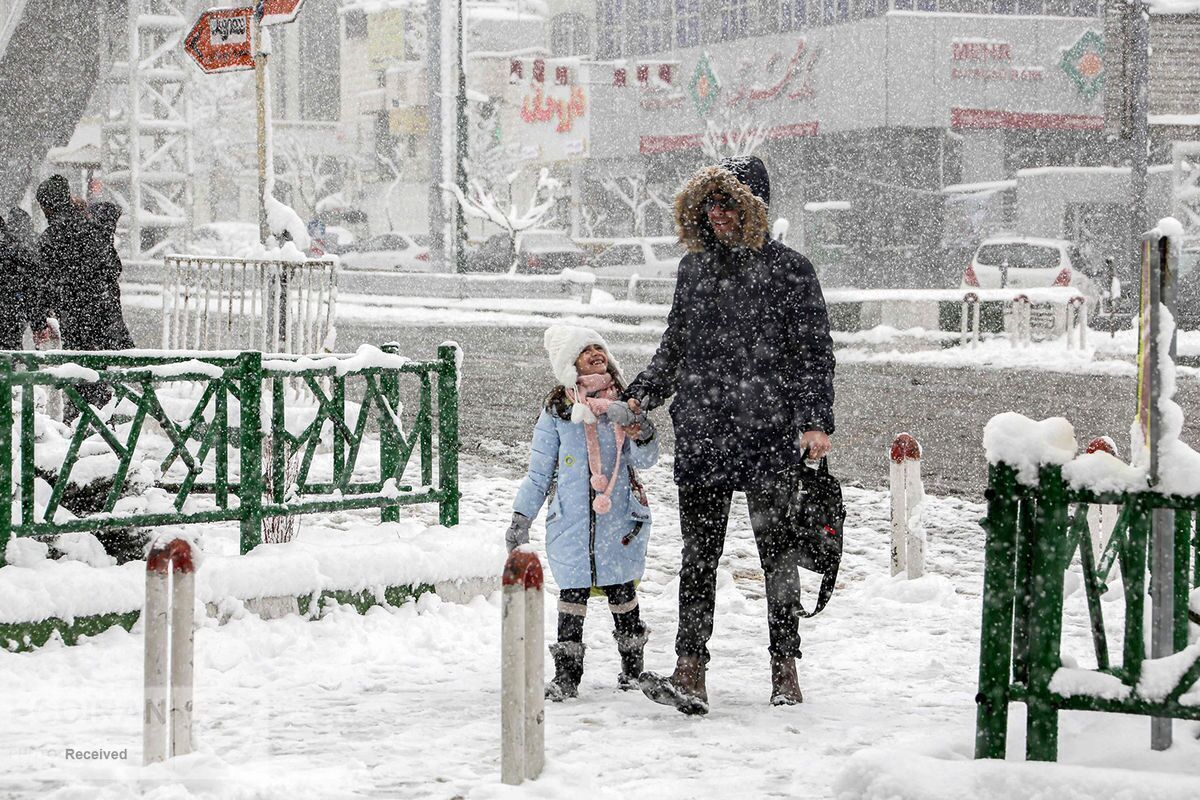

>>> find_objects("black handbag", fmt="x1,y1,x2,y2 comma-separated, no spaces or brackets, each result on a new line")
787,457,846,617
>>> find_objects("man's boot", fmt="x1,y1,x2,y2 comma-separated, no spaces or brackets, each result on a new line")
545,642,585,702
638,654,708,715
613,627,649,690
770,654,803,706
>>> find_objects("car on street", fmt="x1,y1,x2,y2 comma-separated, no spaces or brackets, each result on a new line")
466,230,590,274
182,222,262,257
586,237,686,279
338,232,432,271
960,235,1099,301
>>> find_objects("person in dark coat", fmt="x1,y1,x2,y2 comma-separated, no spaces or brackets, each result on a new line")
0,209,44,349
625,156,835,715
34,175,135,416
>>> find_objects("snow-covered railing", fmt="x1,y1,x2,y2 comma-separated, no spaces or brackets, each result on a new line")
974,412,1200,764
0,345,460,566
161,255,338,355
959,287,1087,349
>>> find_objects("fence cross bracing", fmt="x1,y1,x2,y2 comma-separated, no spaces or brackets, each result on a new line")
161,256,338,355
974,462,1200,763
0,345,459,566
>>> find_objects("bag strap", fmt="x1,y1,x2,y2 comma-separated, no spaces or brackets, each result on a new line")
796,562,838,618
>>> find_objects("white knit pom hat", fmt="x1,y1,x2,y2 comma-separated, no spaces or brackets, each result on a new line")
543,324,622,389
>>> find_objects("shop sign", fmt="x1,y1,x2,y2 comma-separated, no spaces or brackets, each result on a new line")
1060,30,1105,101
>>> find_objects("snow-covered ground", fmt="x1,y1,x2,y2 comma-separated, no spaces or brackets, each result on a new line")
3,449,1199,799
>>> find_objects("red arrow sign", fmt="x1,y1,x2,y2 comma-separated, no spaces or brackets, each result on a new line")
184,7,255,74
258,0,304,26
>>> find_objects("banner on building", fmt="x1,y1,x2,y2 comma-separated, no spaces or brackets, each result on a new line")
505,59,589,162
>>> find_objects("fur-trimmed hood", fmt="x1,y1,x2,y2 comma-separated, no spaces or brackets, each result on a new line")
674,157,771,253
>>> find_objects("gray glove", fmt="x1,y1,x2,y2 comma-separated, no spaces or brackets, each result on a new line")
604,401,640,426
505,512,531,553
632,417,656,442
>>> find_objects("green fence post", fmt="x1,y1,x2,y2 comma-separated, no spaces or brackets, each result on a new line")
19,371,34,527
271,375,286,504
239,351,264,554
975,463,1020,760
437,344,459,528
379,343,401,524
1122,502,1150,687
0,357,13,566
1010,498,1036,687
1174,511,1192,653
1024,466,1069,762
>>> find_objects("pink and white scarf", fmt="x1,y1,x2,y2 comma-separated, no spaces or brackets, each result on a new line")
569,373,626,515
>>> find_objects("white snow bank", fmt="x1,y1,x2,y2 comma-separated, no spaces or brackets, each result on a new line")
835,748,1200,800
861,572,956,605
983,412,1077,484
0,520,505,624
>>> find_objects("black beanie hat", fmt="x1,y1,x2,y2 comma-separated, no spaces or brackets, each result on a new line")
719,155,771,208
36,174,72,216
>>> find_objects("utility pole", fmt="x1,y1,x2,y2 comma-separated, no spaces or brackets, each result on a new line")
254,4,270,244
427,0,446,271
1129,0,1149,291
455,0,468,273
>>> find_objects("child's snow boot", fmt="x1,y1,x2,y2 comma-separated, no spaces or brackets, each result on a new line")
613,627,649,690
545,641,585,702
638,654,708,716
769,654,803,706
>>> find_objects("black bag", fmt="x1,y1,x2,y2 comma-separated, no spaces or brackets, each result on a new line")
786,458,846,617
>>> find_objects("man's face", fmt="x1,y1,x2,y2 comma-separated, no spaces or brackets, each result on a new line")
705,193,741,242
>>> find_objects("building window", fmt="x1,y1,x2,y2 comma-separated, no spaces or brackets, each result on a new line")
893,0,913,9
551,13,592,56
298,0,340,121
633,0,669,55
344,10,367,39
719,0,750,41
597,0,624,58
1070,0,1098,14
1017,0,1044,12
675,0,701,47
838,0,851,19
781,0,807,29
916,0,936,9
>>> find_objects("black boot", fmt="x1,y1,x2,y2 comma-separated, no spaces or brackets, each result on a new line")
545,642,585,702
614,627,649,690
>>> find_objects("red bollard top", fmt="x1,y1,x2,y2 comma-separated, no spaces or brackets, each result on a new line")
1013,294,1029,305
1086,437,1118,457
963,292,979,304
146,538,196,574
502,549,544,590
890,433,922,464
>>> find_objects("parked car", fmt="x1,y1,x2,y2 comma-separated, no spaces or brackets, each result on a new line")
466,230,590,274
587,237,686,279
182,222,262,257
960,235,1098,301
338,232,431,271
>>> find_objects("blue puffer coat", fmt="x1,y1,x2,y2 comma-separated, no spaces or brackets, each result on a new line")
513,406,659,590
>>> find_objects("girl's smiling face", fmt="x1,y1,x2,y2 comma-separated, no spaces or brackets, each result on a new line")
575,343,608,377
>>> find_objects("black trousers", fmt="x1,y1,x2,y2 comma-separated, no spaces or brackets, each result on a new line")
675,473,803,664
557,581,643,643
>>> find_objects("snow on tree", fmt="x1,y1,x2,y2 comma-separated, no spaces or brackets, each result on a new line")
444,168,561,273
700,105,769,161
597,170,671,238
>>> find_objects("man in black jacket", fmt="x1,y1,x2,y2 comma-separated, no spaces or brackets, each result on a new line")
34,175,135,415
0,210,44,349
625,156,835,715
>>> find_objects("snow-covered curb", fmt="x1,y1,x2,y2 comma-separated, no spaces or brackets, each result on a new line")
0,520,506,648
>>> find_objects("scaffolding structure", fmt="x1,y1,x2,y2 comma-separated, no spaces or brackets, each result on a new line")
1173,141,1200,250
102,0,193,260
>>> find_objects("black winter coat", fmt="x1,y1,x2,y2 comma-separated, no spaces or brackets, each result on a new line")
37,210,134,351
0,232,43,349
625,160,835,488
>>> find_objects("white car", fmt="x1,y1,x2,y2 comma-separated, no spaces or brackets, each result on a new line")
183,222,263,257
338,232,432,271
588,237,687,279
961,236,1098,300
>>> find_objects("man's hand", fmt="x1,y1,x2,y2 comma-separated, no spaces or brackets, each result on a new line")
799,430,832,460
627,398,641,414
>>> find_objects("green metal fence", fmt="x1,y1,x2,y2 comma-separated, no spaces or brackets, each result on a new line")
0,344,459,566
974,462,1200,762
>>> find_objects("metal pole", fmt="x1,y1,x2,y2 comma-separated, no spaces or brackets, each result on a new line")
454,0,468,273
1128,0,1149,298
127,0,142,258
254,11,270,244
427,0,445,271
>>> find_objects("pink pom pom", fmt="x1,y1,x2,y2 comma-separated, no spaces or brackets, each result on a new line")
593,495,612,514
590,474,608,491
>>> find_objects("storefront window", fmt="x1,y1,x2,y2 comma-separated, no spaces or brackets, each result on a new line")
719,0,750,40
675,0,701,47
633,0,669,54
781,0,807,29
597,0,624,58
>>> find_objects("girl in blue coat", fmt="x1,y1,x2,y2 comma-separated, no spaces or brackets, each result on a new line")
507,324,659,700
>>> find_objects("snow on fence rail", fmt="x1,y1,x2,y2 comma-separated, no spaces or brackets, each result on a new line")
0,345,460,567
161,255,338,354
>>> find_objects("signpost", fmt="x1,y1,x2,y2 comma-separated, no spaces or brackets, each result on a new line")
259,0,305,26
183,7,255,74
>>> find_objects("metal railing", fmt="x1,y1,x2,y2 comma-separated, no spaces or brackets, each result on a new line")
0,345,459,566
974,461,1200,762
161,255,338,355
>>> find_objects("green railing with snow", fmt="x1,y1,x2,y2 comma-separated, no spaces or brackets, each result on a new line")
974,417,1200,763
0,345,460,566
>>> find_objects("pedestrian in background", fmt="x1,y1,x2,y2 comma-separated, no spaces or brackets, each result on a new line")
0,209,43,349
507,324,659,701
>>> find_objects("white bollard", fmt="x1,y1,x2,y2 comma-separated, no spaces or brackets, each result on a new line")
890,433,925,579
1067,297,1088,351
1085,437,1120,561
1011,294,1032,347
501,548,544,785
961,293,980,348
144,539,196,765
